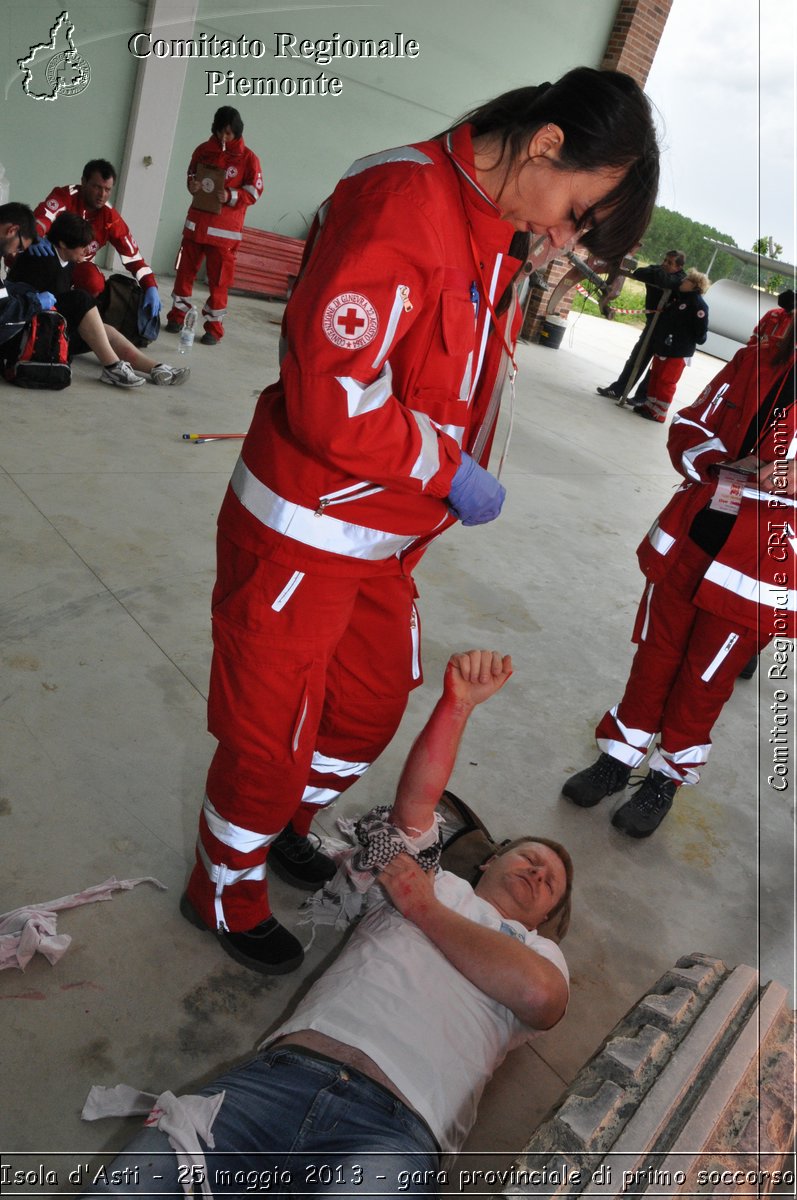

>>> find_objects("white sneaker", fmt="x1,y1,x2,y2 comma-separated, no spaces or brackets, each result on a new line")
150,363,191,386
100,360,145,388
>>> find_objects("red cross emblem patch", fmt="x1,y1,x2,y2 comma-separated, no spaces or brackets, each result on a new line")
322,292,379,350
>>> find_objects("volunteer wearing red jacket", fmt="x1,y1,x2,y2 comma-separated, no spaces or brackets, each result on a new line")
183,68,660,973
564,324,796,836
165,106,263,345
749,289,795,347
33,159,160,321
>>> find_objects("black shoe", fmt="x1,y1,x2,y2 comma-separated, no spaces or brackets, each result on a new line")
738,654,758,680
634,404,663,423
562,752,632,807
268,825,337,890
611,770,678,838
165,320,182,333
596,385,621,398
200,332,219,345
179,894,304,975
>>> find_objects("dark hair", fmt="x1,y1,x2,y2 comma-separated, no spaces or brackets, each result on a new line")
447,67,660,262
778,289,795,313
49,211,94,248
212,106,243,139
82,159,116,182
665,249,686,268
0,201,37,241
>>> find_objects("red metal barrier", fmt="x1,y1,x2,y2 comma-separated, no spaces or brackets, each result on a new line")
230,228,306,301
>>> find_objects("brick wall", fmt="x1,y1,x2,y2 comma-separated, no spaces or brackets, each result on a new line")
520,0,673,342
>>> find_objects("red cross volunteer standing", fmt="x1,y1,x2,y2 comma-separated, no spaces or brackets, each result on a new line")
182,67,661,973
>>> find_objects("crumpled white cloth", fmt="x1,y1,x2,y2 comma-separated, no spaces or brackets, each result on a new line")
82,1083,224,1199
300,809,441,930
0,877,166,971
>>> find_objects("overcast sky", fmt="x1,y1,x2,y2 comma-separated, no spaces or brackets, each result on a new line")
645,0,796,266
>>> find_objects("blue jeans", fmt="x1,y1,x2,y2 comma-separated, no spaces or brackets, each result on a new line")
83,1046,440,1198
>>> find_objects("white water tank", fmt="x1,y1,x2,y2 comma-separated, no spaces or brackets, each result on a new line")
703,278,779,360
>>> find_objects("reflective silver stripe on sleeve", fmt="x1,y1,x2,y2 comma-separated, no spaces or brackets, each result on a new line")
184,219,196,231
243,184,259,199
202,795,276,853
134,266,150,282
435,423,466,445
408,409,441,485
336,363,393,417
682,437,728,482
227,189,238,205
647,521,676,556
703,560,797,610
230,456,421,560
342,146,433,179
207,227,242,240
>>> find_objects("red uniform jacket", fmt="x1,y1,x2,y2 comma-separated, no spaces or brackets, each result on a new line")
749,305,793,346
34,185,156,291
182,135,263,249
218,124,525,578
637,340,796,635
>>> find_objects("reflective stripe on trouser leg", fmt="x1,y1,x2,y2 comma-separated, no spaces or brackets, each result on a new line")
203,245,237,339
648,743,711,786
196,841,269,932
596,704,655,768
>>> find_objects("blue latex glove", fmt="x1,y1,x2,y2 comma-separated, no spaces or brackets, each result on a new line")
447,451,506,527
143,286,161,318
29,237,56,257
35,291,57,310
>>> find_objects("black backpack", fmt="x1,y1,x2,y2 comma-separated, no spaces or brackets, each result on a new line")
97,274,157,347
7,311,71,390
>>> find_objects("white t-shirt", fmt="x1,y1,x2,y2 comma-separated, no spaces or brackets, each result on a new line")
269,870,568,1153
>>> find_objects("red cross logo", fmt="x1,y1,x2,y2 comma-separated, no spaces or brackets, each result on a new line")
336,307,367,336
323,292,379,350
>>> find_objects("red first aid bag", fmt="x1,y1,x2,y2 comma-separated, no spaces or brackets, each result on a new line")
7,310,71,390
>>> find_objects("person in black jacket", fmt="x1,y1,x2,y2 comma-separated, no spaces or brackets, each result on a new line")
7,212,189,388
0,202,55,349
634,269,710,423
596,249,686,400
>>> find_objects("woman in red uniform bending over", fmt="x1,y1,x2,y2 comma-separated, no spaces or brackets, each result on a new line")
183,67,660,972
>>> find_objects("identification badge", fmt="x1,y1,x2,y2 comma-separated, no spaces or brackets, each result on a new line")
710,468,748,515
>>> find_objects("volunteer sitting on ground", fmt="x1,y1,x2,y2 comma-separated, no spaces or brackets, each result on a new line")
0,202,51,345
84,650,572,1195
563,319,796,838
634,268,710,423
33,158,162,322
8,213,188,388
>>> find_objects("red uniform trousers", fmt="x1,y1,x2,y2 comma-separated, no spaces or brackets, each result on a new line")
185,534,422,932
168,239,239,340
596,540,768,785
644,356,687,422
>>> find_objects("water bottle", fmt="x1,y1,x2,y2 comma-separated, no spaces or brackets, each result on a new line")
179,307,197,354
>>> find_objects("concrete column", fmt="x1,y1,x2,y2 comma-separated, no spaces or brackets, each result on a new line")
110,0,199,281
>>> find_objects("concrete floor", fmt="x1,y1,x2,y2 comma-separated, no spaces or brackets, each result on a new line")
1,291,794,1179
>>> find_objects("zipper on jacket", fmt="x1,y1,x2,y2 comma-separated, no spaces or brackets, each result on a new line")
399,285,413,312
410,603,421,679
315,480,384,516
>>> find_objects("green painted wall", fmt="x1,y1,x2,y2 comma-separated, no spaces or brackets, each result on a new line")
4,0,619,276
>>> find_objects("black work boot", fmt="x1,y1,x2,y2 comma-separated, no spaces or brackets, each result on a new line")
268,824,337,890
179,894,304,975
562,753,632,808
611,769,678,838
